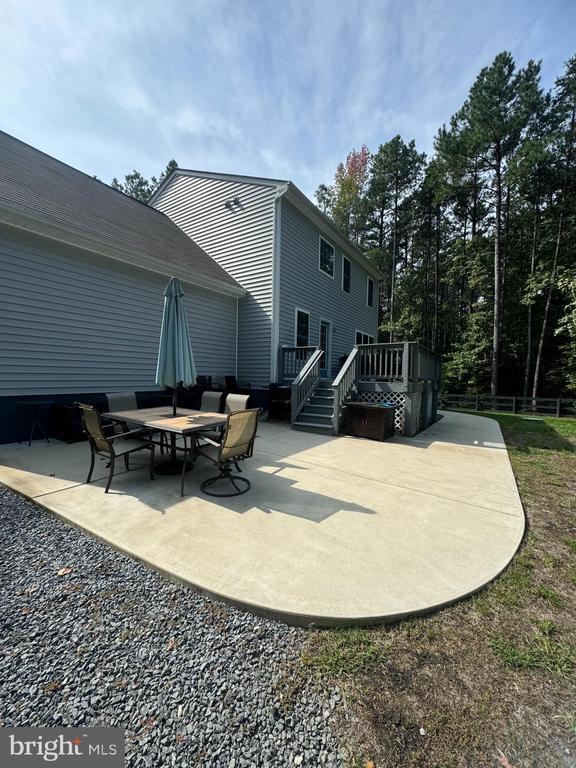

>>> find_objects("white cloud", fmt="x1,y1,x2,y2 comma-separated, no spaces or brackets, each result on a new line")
0,0,573,198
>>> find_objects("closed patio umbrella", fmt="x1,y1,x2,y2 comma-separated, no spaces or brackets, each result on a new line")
155,277,197,472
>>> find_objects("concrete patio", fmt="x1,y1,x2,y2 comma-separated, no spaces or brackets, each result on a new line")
0,410,525,626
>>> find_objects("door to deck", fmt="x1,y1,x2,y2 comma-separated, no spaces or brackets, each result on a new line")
319,320,331,378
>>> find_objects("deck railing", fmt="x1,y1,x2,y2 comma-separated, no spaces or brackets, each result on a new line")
409,343,442,382
291,349,324,422
356,342,441,383
356,342,407,383
332,347,359,435
279,345,318,382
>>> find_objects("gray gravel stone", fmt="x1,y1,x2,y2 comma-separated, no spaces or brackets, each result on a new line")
0,486,343,766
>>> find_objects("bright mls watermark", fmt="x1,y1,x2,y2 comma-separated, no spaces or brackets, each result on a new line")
0,728,124,766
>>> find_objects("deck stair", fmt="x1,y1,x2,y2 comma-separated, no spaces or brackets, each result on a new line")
287,342,442,437
291,380,334,433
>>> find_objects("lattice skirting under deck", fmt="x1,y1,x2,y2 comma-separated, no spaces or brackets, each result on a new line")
356,391,406,434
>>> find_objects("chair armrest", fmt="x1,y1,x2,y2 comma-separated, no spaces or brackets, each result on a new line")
196,436,221,448
109,428,151,441
102,421,121,433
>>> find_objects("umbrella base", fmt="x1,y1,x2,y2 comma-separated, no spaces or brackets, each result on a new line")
155,460,194,476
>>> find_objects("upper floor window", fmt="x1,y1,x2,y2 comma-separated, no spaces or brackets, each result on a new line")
367,277,375,307
319,237,335,278
356,331,374,345
342,257,351,293
295,309,310,347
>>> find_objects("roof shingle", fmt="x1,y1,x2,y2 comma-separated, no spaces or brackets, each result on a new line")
0,131,244,296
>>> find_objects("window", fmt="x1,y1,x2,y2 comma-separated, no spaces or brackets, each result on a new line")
367,277,375,307
342,257,351,293
356,331,374,345
319,237,335,277
295,309,310,347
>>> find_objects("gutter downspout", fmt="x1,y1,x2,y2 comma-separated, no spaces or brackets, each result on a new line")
235,297,239,378
270,185,288,382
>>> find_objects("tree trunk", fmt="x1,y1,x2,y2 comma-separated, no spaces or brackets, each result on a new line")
523,194,539,399
532,215,563,401
390,180,398,342
500,185,511,342
532,102,575,399
491,154,502,397
424,204,432,346
433,206,440,352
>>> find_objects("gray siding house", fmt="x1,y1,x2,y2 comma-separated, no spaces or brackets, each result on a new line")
0,132,245,443
1,131,438,443
150,171,382,386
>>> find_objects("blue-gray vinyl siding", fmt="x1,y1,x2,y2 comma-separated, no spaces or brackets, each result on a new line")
0,226,237,395
278,200,378,378
153,174,276,386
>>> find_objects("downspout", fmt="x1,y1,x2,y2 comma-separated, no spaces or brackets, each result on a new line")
235,297,239,378
270,185,288,382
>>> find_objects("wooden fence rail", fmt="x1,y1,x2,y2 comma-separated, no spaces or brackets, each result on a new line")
440,393,576,418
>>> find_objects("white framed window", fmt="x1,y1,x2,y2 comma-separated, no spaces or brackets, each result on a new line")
342,256,351,293
367,277,375,307
295,308,310,347
319,236,335,278
355,331,374,345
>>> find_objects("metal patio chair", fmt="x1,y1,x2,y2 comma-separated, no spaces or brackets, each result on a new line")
200,390,224,413
76,403,156,493
196,408,262,497
105,391,166,453
224,393,250,413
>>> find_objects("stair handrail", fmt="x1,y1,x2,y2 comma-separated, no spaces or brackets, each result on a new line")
332,346,359,435
291,348,324,423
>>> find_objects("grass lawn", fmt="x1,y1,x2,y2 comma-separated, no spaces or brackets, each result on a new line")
301,412,576,768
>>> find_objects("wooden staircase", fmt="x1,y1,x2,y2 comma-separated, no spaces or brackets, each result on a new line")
291,380,334,433
284,341,442,437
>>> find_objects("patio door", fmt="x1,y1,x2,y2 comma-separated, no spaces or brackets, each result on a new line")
319,320,331,378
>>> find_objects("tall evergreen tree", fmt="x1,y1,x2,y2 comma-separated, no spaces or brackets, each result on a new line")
366,137,425,340
457,53,542,394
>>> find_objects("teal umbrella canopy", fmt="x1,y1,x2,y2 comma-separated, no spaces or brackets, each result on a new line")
155,277,197,391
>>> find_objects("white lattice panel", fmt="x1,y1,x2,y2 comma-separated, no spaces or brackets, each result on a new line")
357,391,405,434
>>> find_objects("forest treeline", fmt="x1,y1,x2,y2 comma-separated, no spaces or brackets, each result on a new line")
315,52,576,397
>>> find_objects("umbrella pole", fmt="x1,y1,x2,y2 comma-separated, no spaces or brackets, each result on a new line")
171,387,177,462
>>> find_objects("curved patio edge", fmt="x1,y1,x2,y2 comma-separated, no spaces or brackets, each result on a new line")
0,411,526,627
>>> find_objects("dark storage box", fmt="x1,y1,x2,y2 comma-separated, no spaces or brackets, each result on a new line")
344,402,397,441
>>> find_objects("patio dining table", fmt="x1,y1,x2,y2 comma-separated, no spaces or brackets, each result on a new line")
102,406,227,495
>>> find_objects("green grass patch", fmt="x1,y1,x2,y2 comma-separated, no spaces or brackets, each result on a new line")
303,628,384,677
566,538,576,554
455,410,576,454
536,584,564,608
490,631,576,676
535,619,557,636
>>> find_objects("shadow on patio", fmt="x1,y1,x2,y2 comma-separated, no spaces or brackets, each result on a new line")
0,411,525,626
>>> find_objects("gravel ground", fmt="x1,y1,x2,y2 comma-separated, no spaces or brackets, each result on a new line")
0,485,343,767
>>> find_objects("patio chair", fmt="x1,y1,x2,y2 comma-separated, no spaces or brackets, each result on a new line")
197,375,212,388
225,393,250,413
196,408,262,497
106,391,166,453
225,375,252,393
75,403,156,494
200,390,224,413
105,392,138,433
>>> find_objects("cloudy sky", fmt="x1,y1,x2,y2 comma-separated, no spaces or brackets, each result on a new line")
1,0,575,198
